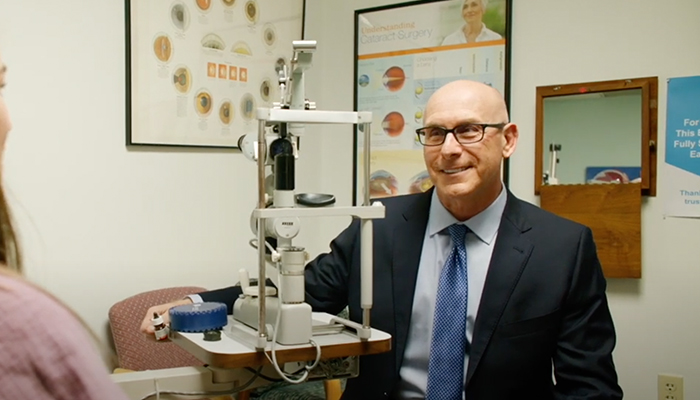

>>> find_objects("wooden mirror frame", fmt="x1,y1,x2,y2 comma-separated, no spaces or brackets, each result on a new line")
534,77,658,196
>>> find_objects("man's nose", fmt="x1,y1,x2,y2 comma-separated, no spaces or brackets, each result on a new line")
441,133,463,155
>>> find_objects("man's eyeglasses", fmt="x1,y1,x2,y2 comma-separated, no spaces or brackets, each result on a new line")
415,123,507,146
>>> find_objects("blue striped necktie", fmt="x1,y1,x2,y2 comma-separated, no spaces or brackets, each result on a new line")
425,223,468,400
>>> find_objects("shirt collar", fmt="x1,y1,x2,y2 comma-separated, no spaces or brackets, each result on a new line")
428,183,507,244
476,23,491,40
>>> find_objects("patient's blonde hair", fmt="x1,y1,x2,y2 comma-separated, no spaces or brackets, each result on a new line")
0,186,21,272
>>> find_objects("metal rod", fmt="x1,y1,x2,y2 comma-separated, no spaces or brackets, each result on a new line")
256,119,267,348
361,219,372,330
362,308,371,331
362,122,371,207
258,120,267,209
361,121,372,331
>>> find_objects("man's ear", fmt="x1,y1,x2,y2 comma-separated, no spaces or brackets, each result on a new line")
502,123,518,158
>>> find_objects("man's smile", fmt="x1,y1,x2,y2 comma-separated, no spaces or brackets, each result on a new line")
442,167,470,175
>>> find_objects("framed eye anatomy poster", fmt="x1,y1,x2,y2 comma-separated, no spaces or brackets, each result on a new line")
126,0,305,148
353,0,512,202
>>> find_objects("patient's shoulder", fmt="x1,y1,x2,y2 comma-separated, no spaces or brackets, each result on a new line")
0,272,83,337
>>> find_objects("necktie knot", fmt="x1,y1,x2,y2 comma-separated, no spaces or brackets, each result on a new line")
448,224,467,247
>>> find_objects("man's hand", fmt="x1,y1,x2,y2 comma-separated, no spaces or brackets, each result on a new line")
140,298,193,334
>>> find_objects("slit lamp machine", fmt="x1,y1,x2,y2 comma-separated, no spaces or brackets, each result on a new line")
112,40,391,400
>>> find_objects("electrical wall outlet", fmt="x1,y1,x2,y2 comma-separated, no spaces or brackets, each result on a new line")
658,374,684,400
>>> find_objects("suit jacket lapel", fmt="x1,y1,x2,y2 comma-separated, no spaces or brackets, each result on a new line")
391,190,432,371
466,192,534,385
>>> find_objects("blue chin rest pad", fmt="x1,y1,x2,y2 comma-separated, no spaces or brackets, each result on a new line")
170,302,228,332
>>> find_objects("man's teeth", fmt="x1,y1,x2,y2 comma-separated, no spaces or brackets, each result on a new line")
444,167,467,174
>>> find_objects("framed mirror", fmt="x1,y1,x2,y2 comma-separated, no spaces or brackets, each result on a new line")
534,77,658,196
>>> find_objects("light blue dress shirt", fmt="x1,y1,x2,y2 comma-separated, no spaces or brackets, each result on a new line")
396,186,507,399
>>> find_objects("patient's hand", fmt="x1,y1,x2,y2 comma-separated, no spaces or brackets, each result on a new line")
140,298,193,334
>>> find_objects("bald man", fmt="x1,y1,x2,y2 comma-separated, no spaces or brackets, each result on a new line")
144,81,622,400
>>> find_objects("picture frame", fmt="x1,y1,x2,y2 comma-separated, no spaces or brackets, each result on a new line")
585,167,642,184
353,0,512,203
125,0,305,148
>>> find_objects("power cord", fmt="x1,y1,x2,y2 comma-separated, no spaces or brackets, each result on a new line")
244,364,307,383
263,271,322,384
248,239,321,383
138,365,263,400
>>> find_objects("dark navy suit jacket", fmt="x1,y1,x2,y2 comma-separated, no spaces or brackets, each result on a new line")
201,190,623,399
